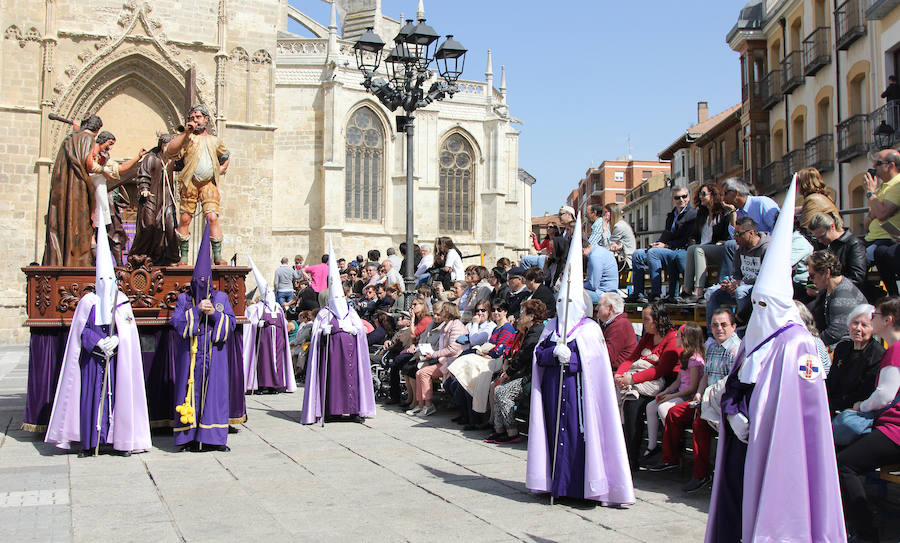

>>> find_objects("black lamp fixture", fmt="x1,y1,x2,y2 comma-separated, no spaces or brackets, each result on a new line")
874,120,895,150
353,27,385,74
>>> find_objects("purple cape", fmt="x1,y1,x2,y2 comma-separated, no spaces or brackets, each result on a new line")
242,302,296,393
300,307,375,424
45,292,151,452
705,324,846,543
526,318,634,506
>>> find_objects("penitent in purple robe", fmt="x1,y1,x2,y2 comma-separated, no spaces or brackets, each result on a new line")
78,307,116,450
170,290,235,447
705,323,846,543
242,301,296,393
527,317,634,506
300,307,375,424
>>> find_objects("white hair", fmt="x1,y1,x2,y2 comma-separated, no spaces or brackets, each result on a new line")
601,292,625,315
847,304,875,326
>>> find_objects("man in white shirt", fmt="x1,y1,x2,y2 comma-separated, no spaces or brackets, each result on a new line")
382,259,404,287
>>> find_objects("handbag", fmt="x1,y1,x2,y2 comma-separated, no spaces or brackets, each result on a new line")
832,392,900,446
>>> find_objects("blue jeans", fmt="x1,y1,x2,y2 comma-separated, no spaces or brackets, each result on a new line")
721,240,737,280
521,254,547,269
705,283,753,329
276,290,294,305
631,247,686,296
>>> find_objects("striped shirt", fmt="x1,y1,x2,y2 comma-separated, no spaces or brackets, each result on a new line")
588,217,609,247
488,323,517,358
704,333,740,387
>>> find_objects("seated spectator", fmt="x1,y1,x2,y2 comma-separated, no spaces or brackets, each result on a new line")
807,211,868,292
485,299,547,444
721,177,779,275
372,283,394,313
415,245,434,286
284,278,319,316
459,299,496,350
790,229,815,299
346,267,365,297
582,238,619,304
435,280,465,305
606,203,636,270
364,263,381,287
407,303,466,416
679,182,735,303
796,167,839,239
795,300,835,376
385,284,406,315
651,309,740,490
386,246,402,270
487,266,509,305
290,310,316,380
596,292,637,370
430,236,465,289
587,203,610,247
864,150,900,296
524,224,557,269
445,299,517,427
381,259,403,288
627,186,697,303
385,297,432,404
505,267,531,318
805,250,868,347
355,285,379,321
614,303,682,469
837,296,900,543
496,257,512,271
706,217,769,327
643,323,705,465
400,302,446,409
459,266,492,322
366,249,381,266
543,236,571,289
523,266,556,319
398,242,422,281
827,304,884,414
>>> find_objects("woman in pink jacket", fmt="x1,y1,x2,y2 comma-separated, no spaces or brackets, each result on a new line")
407,303,467,416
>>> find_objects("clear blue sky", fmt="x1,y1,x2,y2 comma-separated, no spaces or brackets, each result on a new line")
288,1,744,216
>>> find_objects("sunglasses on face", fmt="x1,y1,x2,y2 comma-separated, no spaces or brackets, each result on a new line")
673,194,689,200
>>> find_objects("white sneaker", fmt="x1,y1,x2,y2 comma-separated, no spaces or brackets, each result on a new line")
406,406,423,415
421,405,437,416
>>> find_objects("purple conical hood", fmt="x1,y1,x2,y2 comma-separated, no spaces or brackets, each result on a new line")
191,218,212,302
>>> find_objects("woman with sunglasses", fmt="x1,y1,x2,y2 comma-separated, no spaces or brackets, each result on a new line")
677,182,735,303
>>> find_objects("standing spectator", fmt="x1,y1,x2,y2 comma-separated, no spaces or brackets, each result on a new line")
293,254,304,273
881,74,900,103
606,203,636,270
366,249,381,266
386,247,402,270
596,292,637,370
679,182,735,303
274,257,298,305
827,304,884,414
796,167,839,238
864,150,900,295
398,242,421,280
807,212,868,290
586,203,609,247
523,267,556,319
542,236,571,289
626,186,697,303
303,254,330,293
705,217,769,327
558,205,576,239
505,267,531,318
582,238,619,304
837,296,900,543
805,251,868,347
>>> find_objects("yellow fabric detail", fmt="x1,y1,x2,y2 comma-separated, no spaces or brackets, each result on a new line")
229,416,247,424
215,310,225,342
175,336,198,428
20,423,47,433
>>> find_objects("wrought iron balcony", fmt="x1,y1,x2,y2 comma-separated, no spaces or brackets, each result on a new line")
803,27,831,76
836,0,866,50
868,101,900,148
806,133,834,173
866,0,900,20
760,68,783,110
837,114,869,162
784,149,807,182
758,160,786,196
782,50,804,94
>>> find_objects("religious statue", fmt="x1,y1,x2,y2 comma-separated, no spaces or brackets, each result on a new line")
165,105,231,265
129,133,180,266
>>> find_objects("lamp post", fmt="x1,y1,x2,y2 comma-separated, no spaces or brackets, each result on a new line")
353,13,466,307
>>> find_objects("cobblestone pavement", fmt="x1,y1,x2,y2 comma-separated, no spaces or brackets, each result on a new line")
0,345,713,542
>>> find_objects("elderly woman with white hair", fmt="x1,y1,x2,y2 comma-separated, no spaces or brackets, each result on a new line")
826,304,885,415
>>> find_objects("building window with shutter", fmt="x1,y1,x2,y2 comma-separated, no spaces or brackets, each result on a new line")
345,107,384,221
439,134,474,232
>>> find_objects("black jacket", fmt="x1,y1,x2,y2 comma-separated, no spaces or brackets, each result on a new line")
658,205,697,250
693,208,734,245
826,339,885,412
507,323,544,381
506,288,531,318
819,230,868,289
527,283,557,319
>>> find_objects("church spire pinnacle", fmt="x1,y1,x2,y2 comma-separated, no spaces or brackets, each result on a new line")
485,49,493,77
500,65,507,102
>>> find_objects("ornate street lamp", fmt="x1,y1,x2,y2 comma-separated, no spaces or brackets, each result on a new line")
874,120,895,150
353,8,467,306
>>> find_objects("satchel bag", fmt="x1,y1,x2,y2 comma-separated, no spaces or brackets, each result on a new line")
832,392,900,446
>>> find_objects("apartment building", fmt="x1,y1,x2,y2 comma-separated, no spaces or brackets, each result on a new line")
572,159,671,219
659,102,744,187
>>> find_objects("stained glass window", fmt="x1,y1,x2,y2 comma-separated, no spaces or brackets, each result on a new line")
345,107,383,221
439,134,474,232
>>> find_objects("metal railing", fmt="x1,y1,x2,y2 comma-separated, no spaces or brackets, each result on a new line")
802,27,831,76
784,149,807,183
782,50,804,94
868,101,900,148
866,0,900,20
835,0,866,50
837,114,870,162
761,68,783,109
806,133,834,172
758,160,785,195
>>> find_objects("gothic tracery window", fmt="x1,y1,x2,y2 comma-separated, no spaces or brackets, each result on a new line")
345,107,383,221
439,134,474,232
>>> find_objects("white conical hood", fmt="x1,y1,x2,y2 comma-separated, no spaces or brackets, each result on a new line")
555,214,587,341
741,173,803,355
248,255,276,310
326,238,349,319
94,202,118,326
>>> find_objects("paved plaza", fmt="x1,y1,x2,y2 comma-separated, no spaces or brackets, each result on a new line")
0,345,711,542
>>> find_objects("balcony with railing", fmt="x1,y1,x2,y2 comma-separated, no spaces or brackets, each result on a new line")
760,68,783,109
836,0,866,50
784,149,808,181
806,133,834,172
758,160,786,196
782,50,804,93
837,114,869,162
866,0,900,20
868,101,900,148
803,27,831,76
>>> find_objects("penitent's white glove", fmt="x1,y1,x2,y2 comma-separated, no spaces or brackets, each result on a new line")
553,343,572,365
320,323,333,335
97,336,119,358
727,413,750,444
339,319,357,335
